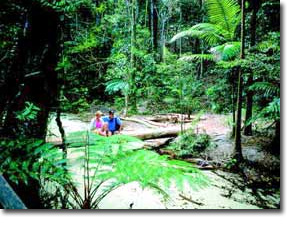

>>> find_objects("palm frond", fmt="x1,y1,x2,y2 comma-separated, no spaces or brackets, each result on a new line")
105,79,129,94
65,132,209,208
170,23,225,45
262,98,280,120
246,98,280,125
249,82,280,98
206,0,241,39
169,29,202,43
179,54,214,62
210,42,240,61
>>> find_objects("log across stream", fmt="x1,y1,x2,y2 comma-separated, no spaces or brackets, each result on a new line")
45,113,280,209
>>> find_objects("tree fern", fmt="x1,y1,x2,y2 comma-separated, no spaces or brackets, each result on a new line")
206,0,240,39
210,42,240,61
179,54,214,62
105,79,129,95
249,82,280,98
169,0,241,63
62,131,209,208
169,23,225,45
170,0,240,44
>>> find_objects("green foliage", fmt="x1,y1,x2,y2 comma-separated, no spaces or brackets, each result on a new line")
206,0,240,40
36,0,96,15
210,42,240,61
56,56,73,71
243,32,280,127
71,33,98,54
249,82,279,99
168,129,211,158
205,78,232,113
224,158,237,170
170,0,240,44
0,138,69,186
60,87,90,113
105,79,129,95
15,102,40,121
61,131,209,208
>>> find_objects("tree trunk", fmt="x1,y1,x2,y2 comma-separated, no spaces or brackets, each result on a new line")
151,0,158,52
131,126,192,140
244,0,259,136
1,2,61,208
231,75,236,138
234,0,245,162
56,109,67,160
244,75,253,135
129,0,137,112
160,16,166,61
271,120,280,155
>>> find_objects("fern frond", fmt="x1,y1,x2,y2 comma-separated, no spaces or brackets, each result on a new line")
206,0,241,39
170,23,225,45
210,42,240,61
105,79,129,94
179,54,214,62
64,131,209,208
249,82,280,98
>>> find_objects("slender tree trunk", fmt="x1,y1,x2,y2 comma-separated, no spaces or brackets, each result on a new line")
56,108,67,160
244,75,253,135
234,0,245,162
130,0,137,112
2,2,60,208
231,73,236,137
244,1,259,136
160,15,167,61
272,120,280,155
199,0,204,78
144,0,148,27
150,0,158,52
124,92,129,117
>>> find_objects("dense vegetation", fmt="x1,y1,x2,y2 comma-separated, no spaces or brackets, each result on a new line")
0,0,280,209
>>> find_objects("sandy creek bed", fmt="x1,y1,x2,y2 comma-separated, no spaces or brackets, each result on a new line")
45,113,280,209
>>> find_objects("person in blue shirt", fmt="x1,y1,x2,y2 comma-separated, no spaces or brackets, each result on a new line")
102,110,122,135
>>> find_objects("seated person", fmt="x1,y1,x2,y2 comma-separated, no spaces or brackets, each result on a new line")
102,110,122,135
89,111,107,136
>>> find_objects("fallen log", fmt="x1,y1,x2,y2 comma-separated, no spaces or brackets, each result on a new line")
143,137,174,148
154,113,196,120
47,125,192,146
121,117,158,128
139,117,168,127
131,126,192,140
157,149,177,159
182,158,215,170
147,115,195,123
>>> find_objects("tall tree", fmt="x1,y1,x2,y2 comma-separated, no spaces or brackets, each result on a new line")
0,0,61,208
130,0,137,112
233,0,245,162
244,0,260,136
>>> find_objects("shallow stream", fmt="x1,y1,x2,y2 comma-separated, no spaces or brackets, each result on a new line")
46,113,280,209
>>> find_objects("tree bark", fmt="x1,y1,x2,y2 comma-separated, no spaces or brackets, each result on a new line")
129,0,137,112
143,137,174,148
121,117,159,128
151,0,158,52
244,0,259,136
234,0,245,162
231,70,237,137
131,126,192,140
1,2,61,208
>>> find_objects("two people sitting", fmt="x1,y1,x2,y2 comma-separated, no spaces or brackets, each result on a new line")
89,110,122,136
